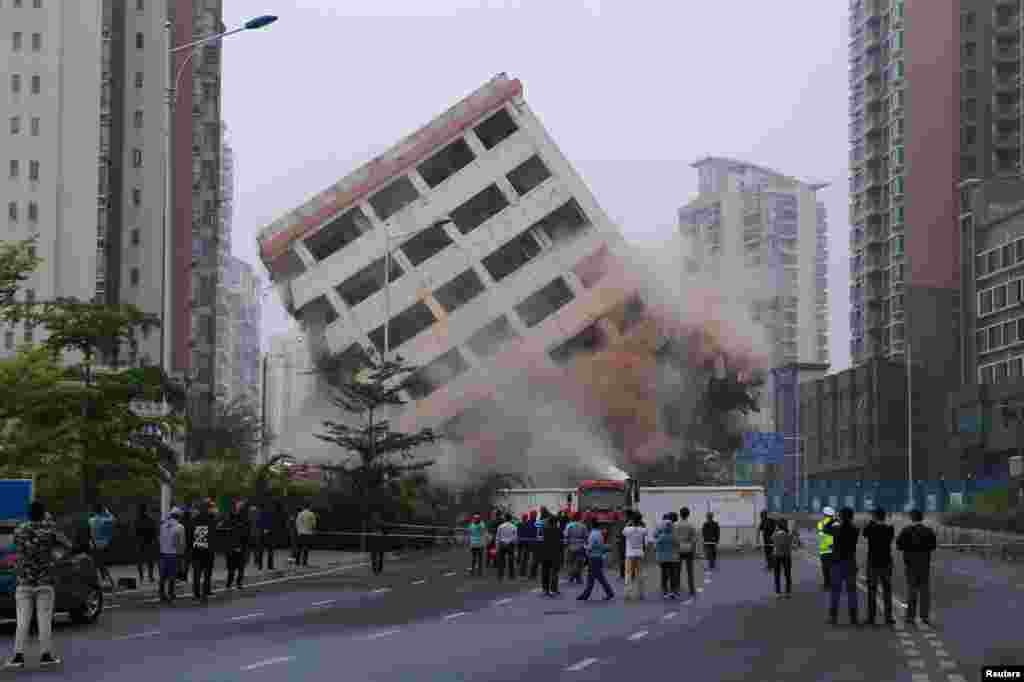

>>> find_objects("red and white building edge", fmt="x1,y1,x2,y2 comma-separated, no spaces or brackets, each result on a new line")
257,73,639,467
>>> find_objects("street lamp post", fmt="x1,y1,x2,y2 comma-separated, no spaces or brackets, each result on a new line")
159,15,277,518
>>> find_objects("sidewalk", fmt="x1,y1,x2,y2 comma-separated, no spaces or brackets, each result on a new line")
105,549,371,599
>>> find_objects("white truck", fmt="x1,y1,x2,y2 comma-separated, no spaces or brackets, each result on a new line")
496,483,765,549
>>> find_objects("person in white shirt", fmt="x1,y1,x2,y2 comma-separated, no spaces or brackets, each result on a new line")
622,512,648,600
494,514,518,581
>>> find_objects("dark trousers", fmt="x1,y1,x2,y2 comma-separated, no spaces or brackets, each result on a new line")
541,558,560,593
296,536,311,566
762,538,774,566
137,541,156,582
251,531,274,570
470,547,484,576
829,558,858,619
821,553,833,589
660,562,680,594
904,562,931,621
371,550,385,574
158,554,179,601
676,553,696,595
773,555,792,594
192,551,213,599
704,543,717,570
567,548,586,582
866,563,894,622
618,547,626,579
496,544,516,580
516,544,529,575
579,557,614,599
226,550,246,587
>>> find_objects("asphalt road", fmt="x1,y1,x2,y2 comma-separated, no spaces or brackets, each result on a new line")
0,541,1020,681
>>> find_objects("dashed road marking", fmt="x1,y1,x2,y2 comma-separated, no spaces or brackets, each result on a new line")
683,599,694,605
947,675,967,682
443,571,457,577
371,588,392,594
907,659,926,669
241,657,294,671
107,604,121,609
697,588,704,593
628,631,648,640
114,630,161,641
443,611,468,620
365,629,401,640
229,612,265,622
312,599,336,607
910,674,930,682
939,660,957,670
662,611,679,620
494,598,513,606
412,579,426,585
144,598,160,603
566,658,599,672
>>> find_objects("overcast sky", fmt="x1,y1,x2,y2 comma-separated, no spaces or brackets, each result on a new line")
222,0,852,372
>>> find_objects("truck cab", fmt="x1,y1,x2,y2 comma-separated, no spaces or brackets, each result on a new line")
575,478,638,523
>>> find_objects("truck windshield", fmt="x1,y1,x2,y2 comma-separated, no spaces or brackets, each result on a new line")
578,488,625,511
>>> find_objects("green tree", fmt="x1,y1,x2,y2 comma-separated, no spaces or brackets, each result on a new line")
314,351,439,552
187,396,265,463
0,237,41,312
2,297,180,509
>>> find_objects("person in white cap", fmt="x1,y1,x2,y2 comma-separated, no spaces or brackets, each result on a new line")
817,506,837,591
158,507,186,603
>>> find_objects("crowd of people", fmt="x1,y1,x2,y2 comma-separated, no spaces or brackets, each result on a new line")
463,506,723,602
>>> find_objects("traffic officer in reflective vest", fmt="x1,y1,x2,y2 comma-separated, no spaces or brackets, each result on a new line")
817,506,836,591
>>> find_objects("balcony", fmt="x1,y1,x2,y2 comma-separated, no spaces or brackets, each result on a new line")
864,28,882,50
865,199,887,218
865,169,887,190
994,132,1020,148
995,17,1020,36
865,282,886,302
994,73,1020,92
865,111,888,134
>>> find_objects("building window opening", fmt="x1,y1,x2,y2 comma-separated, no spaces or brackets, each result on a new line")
482,229,543,282
506,155,552,196
466,315,518,358
400,222,452,266
574,244,614,288
131,229,140,246
316,343,371,388
335,255,404,307
368,176,420,222
450,184,509,234
368,301,436,352
433,268,485,313
549,323,606,366
514,277,575,328
304,207,371,262
270,250,307,281
532,198,591,244
404,348,470,399
297,295,339,331
473,108,518,149
416,138,475,188
130,268,140,286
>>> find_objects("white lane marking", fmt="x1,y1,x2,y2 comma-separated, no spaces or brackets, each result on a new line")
229,612,265,622
113,630,161,641
628,631,648,640
939,660,957,670
144,598,160,603
905,649,921,657
662,611,679,620
907,659,926,669
948,675,968,682
241,656,294,671
444,611,468,620
697,588,704,593
412,579,426,585
532,588,543,593
922,632,937,639
566,658,599,672
910,674,930,682
494,598,513,606
365,629,401,640
371,588,392,594
106,604,121,609
444,572,457,577
312,599,336,606
683,599,694,605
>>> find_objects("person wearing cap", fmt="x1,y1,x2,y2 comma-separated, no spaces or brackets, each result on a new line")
466,514,486,576
817,506,837,591
158,507,186,603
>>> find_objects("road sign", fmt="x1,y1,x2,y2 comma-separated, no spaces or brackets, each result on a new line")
738,432,785,465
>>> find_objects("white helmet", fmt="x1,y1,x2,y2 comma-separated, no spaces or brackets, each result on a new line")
823,506,835,517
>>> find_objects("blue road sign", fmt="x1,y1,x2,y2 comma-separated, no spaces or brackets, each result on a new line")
0,479,34,522
738,431,785,465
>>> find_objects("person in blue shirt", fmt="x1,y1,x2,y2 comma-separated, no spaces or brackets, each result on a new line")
89,504,116,592
577,521,615,601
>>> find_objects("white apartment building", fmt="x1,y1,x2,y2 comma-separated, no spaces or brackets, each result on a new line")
258,73,639,473
679,157,830,431
1,0,170,366
263,332,316,453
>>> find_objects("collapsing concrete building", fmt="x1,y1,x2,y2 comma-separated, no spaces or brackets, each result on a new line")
256,73,651,475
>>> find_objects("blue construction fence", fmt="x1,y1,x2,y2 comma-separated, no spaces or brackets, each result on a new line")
764,478,1013,515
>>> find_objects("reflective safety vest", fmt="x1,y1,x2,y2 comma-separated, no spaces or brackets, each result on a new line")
816,518,834,556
